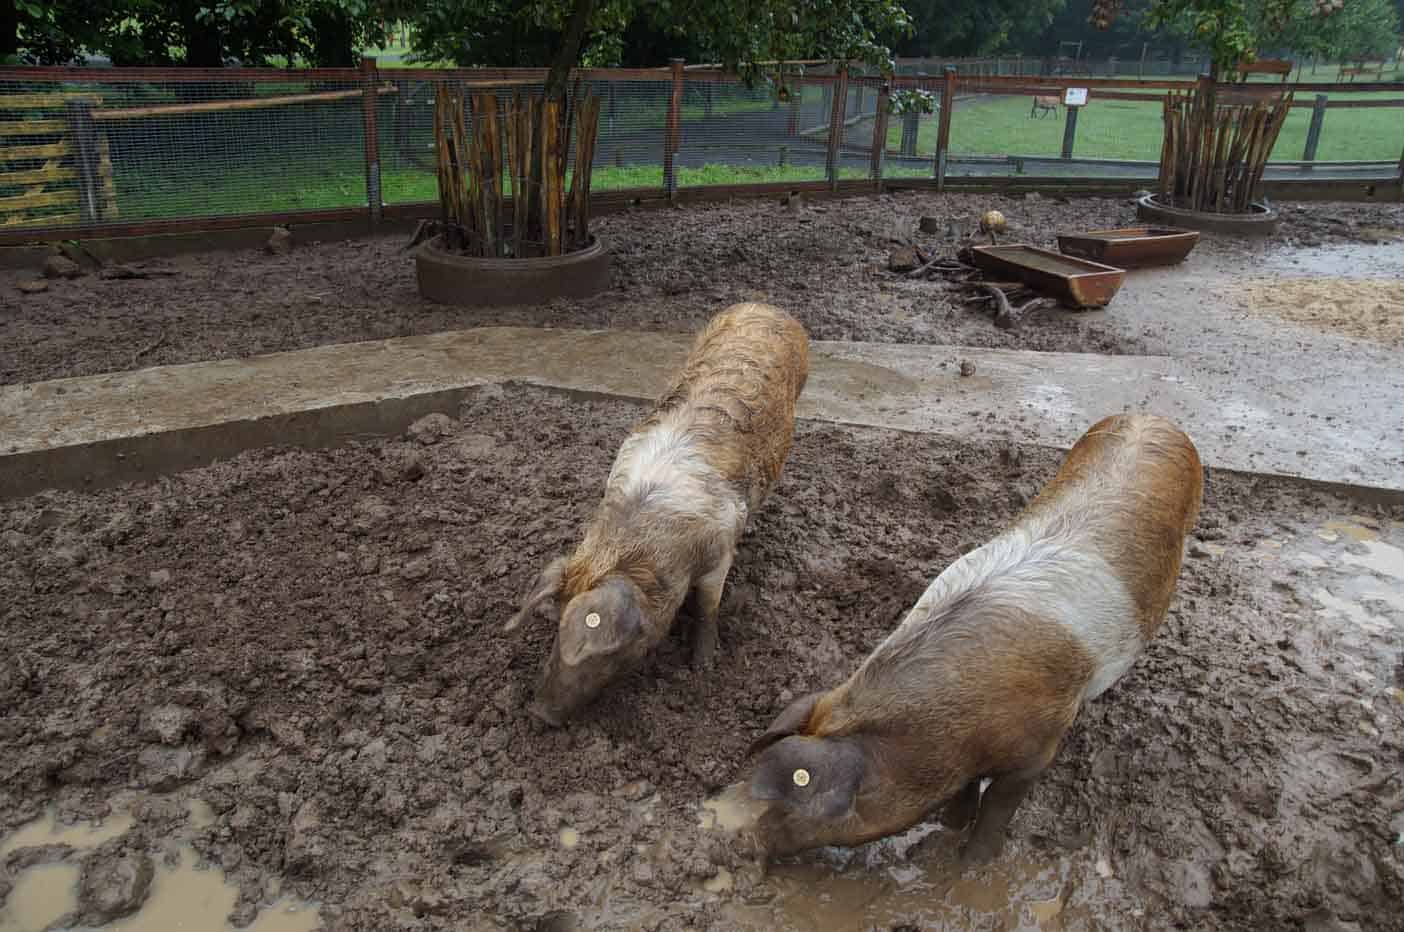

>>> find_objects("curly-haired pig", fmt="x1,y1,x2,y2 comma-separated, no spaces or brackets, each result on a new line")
734,414,1202,864
505,303,810,726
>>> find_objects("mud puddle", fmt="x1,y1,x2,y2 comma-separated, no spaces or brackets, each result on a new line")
0,806,320,932
699,784,1125,931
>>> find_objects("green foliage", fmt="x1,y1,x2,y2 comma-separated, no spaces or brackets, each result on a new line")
1280,0,1400,58
895,0,1067,56
10,0,393,66
889,87,937,113
401,0,913,79
1100,0,1393,72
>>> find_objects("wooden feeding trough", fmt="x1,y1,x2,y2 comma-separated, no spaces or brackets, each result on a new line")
1056,227,1200,268
969,244,1125,309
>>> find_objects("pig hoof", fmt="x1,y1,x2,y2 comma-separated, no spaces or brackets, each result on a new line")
691,621,719,670
527,701,566,728
958,835,1003,868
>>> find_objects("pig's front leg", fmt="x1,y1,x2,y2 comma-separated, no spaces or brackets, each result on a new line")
960,763,1046,866
690,548,734,670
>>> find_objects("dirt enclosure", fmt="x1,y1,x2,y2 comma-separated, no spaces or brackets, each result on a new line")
2,384,1401,931
4,193,1403,386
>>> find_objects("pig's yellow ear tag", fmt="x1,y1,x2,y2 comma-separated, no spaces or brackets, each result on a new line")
792,768,811,787
585,612,602,629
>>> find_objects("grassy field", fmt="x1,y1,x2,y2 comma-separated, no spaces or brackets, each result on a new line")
108,155,862,221
888,91,1404,162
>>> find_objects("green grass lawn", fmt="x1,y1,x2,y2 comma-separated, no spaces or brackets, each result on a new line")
887,91,1403,163
110,153,858,221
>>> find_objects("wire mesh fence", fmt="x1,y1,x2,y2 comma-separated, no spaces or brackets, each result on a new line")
0,63,1400,242
0,71,368,231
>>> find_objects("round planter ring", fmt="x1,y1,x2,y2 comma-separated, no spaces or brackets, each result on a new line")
415,234,612,307
1135,193,1280,237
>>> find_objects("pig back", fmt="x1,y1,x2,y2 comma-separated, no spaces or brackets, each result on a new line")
1024,414,1203,640
647,303,809,499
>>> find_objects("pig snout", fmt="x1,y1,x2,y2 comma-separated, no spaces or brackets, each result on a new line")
738,734,874,858
527,576,650,727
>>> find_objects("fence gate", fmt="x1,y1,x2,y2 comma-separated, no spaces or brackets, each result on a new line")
1,91,118,228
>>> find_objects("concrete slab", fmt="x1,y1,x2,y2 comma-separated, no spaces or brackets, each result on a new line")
1,326,1399,501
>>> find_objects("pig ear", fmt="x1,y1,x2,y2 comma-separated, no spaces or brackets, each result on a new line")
504,557,567,632
747,691,826,757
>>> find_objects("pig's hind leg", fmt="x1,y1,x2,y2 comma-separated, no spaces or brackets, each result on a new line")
689,549,735,669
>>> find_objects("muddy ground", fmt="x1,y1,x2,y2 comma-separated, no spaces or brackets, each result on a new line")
3,194,1402,386
1,384,1400,931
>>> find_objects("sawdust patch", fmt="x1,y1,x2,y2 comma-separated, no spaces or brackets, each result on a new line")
1232,277,1404,348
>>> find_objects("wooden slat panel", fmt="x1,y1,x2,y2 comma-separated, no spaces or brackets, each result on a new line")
0,119,66,136
0,164,76,185
0,188,79,210
0,141,70,162
0,93,102,108
3,211,80,227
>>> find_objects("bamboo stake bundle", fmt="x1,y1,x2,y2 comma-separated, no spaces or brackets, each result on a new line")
433,82,601,259
1158,84,1292,214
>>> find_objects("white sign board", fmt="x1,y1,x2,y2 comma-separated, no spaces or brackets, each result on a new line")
1064,87,1089,107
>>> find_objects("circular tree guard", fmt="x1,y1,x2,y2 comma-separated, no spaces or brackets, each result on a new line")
415,234,612,307
1136,193,1281,237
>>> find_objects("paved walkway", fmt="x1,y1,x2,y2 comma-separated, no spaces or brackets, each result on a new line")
2,325,1398,501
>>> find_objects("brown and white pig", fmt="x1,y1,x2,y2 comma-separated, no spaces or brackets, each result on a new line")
735,414,1202,864
505,303,810,727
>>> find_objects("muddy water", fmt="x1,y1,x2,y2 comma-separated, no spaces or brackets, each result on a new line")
699,784,1109,931
0,809,135,857
0,863,81,932
106,847,320,932
0,805,320,932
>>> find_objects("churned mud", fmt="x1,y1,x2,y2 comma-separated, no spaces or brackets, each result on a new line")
2,384,1401,931
3,193,1402,385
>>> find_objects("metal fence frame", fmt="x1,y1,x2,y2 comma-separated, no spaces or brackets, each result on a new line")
0,60,1401,247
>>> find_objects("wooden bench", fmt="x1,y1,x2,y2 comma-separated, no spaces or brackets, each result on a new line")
1234,58,1293,83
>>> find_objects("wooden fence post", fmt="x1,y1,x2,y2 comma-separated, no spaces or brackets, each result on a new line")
934,66,956,191
665,58,684,200
361,56,383,223
1301,94,1328,166
870,83,891,191
64,100,101,223
825,65,848,191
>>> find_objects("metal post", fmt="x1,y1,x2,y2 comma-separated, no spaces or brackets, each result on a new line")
934,66,956,190
1061,104,1079,159
870,83,891,191
825,65,848,191
901,107,919,157
664,58,684,200
64,100,101,223
360,56,382,223
1302,94,1328,166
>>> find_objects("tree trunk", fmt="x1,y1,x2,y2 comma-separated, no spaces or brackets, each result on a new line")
309,7,356,67
181,7,224,67
544,0,595,101
1,0,19,61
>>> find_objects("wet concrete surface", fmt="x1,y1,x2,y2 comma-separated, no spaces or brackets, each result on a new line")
2,316,1401,500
